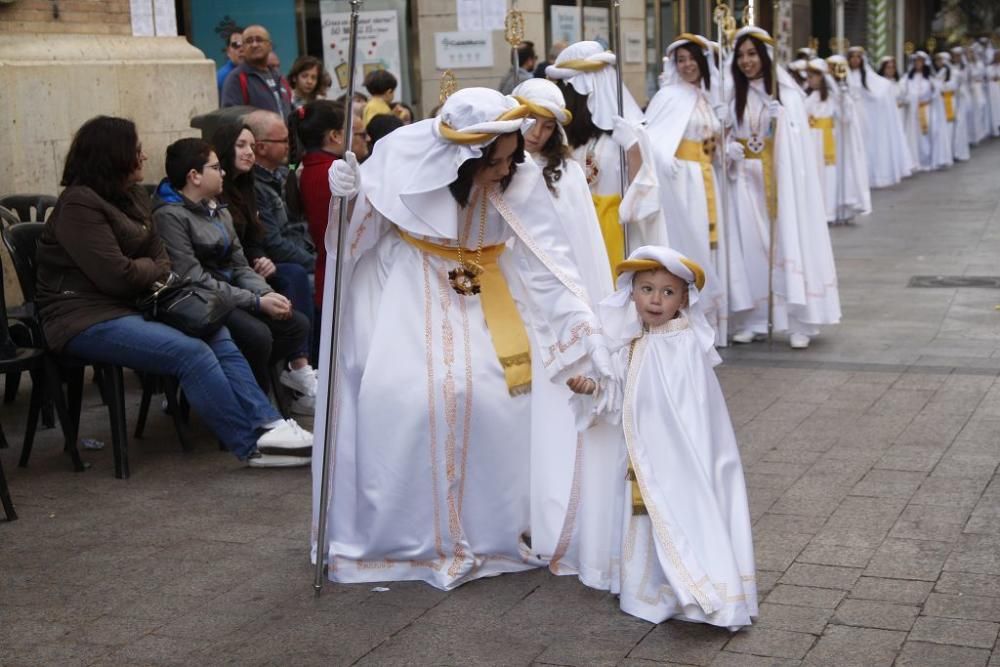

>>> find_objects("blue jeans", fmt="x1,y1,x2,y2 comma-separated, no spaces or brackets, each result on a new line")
270,262,314,361
65,315,281,460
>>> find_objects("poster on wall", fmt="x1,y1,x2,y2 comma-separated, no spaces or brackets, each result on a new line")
582,7,610,46
434,31,494,69
549,6,581,45
320,5,404,102
457,0,506,32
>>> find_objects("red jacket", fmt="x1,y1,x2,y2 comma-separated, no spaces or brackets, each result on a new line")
300,150,337,306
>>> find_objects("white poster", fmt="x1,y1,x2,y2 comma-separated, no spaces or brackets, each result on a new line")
625,32,643,64
457,0,506,32
320,6,404,102
582,7,610,46
130,0,176,36
550,6,581,45
435,31,494,70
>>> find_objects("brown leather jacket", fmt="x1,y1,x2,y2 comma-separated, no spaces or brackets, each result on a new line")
35,185,171,352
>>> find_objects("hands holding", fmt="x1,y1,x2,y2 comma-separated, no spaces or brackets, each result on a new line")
566,376,598,395
328,151,361,199
611,115,639,150
260,292,292,320
252,257,276,279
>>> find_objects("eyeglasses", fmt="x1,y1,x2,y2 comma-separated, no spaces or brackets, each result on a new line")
257,137,289,144
229,41,242,49
243,36,270,45
204,162,223,172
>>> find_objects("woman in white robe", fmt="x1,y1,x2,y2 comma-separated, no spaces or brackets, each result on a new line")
901,52,953,172
725,27,841,349
803,58,871,222
568,245,758,629
311,88,613,590
546,40,644,273
943,49,972,162
846,46,914,187
989,51,1000,137
876,55,912,137
644,33,746,344
968,46,991,143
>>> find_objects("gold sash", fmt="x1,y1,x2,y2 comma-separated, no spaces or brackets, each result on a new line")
625,466,646,515
737,137,778,221
592,193,624,278
808,116,837,166
675,138,719,248
942,91,956,122
919,102,930,135
399,230,532,396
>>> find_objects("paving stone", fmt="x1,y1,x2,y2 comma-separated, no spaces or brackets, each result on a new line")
849,469,927,499
795,543,874,569
778,563,862,590
831,599,919,631
935,572,1000,598
922,593,1000,622
811,497,907,549
848,577,934,605
889,503,972,542
755,603,833,635
909,477,990,511
723,627,816,660
628,621,731,666
354,620,547,667
907,616,999,649
801,625,905,666
752,530,813,571
765,585,847,609
875,446,945,473
944,534,1000,576
864,539,953,581
894,641,990,667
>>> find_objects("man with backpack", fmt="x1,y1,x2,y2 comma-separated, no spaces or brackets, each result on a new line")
220,25,292,117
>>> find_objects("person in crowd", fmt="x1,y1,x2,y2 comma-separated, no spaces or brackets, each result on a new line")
288,56,325,110
34,116,312,467
936,51,971,162
546,40,644,271
499,41,537,95
217,26,243,101
566,245,757,629
534,40,567,79
391,101,415,124
361,69,398,128
803,57,871,222
365,113,404,150
989,50,1000,136
967,44,991,143
725,26,840,349
900,51,952,172
315,87,612,589
153,137,316,415
220,25,292,117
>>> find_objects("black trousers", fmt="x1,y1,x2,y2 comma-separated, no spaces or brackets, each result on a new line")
226,307,310,392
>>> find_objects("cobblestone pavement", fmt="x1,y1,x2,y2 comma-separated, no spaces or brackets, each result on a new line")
3,141,1000,666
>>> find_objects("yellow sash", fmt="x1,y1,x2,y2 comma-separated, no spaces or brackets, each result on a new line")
919,102,930,135
399,230,532,396
808,116,837,166
592,193,624,278
625,465,646,515
942,91,956,122
675,138,719,248
737,137,778,222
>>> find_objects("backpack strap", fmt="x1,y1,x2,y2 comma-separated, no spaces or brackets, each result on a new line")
239,71,250,105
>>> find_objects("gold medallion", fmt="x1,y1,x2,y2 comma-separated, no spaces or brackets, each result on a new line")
448,263,483,296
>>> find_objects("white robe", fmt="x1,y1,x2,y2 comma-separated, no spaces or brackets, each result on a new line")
570,316,758,628
945,66,972,162
803,89,871,222
970,60,990,143
988,62,1000,137
847,67,914,187
311,157,604,590
727,78,841,336
901,74,953,171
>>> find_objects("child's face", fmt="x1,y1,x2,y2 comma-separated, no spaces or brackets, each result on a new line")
631,269,688,328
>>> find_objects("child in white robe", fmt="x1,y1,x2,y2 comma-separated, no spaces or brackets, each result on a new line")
567,245,758,630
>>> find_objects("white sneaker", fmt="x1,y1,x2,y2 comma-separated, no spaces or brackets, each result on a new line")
732,330,758,344
789,333,811,349
289,393,316,416
281,365,318,397
247,451,311,468
256,419,313,456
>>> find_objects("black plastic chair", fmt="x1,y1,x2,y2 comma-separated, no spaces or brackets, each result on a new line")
0,449,14,520
0,194,57,224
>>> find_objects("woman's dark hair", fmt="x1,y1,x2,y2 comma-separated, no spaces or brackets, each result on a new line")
555,80,608,148
366,113,404,148
290,99,345,154
164,138,213,190
731,35,780,127
211,123,265,248
288,55,323,100
674,42,711,91
448,132,525,208
806,71,829,101
849,51,869,89
364,69,397,96
907,58,931,80
937,62,951,82
878,60,899,81
61,115,141,205
537,120,570,194
391,101,416,123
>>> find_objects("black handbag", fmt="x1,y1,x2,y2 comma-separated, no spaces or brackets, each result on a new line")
137,273,234,338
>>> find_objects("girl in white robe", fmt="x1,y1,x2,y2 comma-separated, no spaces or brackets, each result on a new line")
644,33,747,345
567,245,757,629
901,52,953,172
876,55,912,142
968,46,991,143
804,58,871,223
988,51,1000,137
312,88,613,590
943,49,972,162
725,27,841,349
846,46,914,187
546,40,645,273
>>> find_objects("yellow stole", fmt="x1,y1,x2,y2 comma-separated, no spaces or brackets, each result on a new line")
675,138,719,248
919,102,930,135
808,116,837,166
592,193,624,278
942,91,956,122
737,137,778,221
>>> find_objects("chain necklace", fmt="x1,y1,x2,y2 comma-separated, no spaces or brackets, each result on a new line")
584,137,600,187
746,92,768,154
448,187,488,296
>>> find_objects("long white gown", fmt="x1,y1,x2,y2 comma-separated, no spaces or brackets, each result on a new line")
901,74,952,171
944,65,972,162
311,145,604,590
726,77,841,337
969,59,990,143
803,88,871,222
847,66,914,187
988,61,1000,137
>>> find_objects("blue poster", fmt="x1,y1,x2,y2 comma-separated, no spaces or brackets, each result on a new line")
188,0,299,72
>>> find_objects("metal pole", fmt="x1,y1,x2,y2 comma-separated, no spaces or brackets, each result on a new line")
835,0,845,56
611,0,631,255
895,0,905,67
767,0,780,346
313,0,363,597
836,75,847,223
715,1,734,345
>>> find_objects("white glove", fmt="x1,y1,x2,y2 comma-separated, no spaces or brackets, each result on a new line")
589,344,621,416
767,99,782,119
725,141,745,163
611,115,639,150
713,103,732,128
665,156,682,177
328,151,361,199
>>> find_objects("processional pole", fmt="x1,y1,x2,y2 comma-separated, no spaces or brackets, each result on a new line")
766,0,781,346
313,0,363,597
505,3,524,89
715,0,737,345
611,0,631,254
